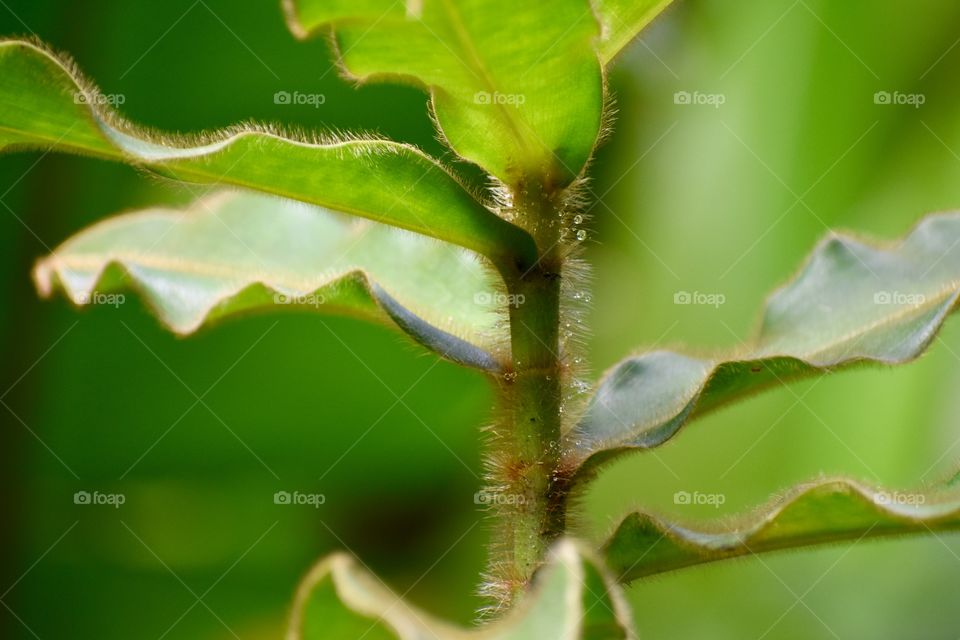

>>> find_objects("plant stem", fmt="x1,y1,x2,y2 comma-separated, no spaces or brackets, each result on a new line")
505,272,565,575
486,177,570,606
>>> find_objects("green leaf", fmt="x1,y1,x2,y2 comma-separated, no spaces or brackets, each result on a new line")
570,212,960,470
0,39,536,268
34,191,504,371
289,539,633,639
592,0,677,64
284,0,605,187
603,477,960,583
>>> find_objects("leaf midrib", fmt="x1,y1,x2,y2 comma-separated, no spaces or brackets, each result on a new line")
435,0,543,166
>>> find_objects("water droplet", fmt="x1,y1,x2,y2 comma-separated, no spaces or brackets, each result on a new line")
573,215,584,225
576,229,587,241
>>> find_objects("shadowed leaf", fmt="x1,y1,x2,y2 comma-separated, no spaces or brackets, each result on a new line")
603,477,960,582
571,213,960,471
34,191,504,371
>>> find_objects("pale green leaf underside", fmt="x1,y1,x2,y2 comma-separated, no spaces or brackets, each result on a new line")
592,0,677,64
604,477,960,583
0,39,536,267
284,0,604,187
34,191,503,370
571,213,960,468
289,539,633,640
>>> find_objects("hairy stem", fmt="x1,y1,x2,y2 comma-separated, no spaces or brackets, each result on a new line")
485,177,571,607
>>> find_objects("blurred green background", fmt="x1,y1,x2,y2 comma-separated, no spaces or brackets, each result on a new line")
2,1,960,638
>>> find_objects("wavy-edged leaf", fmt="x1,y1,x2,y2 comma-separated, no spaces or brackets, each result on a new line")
284,0,605,187
288,539,633,639
603,477,960,583
570,212,960,470
34,191,503,371
592,0,677,64
0,39,536,268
